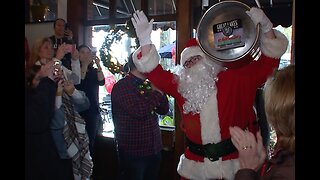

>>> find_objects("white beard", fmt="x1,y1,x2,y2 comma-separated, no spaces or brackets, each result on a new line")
177,59,224,114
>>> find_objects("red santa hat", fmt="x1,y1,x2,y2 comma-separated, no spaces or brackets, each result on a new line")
180,38,206,67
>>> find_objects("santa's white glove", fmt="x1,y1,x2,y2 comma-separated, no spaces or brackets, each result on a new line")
131,10,154,46
246,7,273,33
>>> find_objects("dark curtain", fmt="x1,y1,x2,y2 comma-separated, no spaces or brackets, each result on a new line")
262,4,293,28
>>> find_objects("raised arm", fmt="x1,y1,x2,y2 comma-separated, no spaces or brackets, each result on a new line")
246,7,288,58
131,10,154,56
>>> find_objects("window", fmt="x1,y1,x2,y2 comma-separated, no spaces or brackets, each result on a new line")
84,0,178,137
87,0,176,21
148,0,177,15
275,25,293,69
266,25,293,158
91,22,177,137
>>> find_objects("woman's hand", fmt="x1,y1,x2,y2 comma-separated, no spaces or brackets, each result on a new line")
55,43,67,60
56,79,64,95
71,48,79,61
93,55,102,70
63,80,75,96
37,61,55,80
229,126,267,171
93,55,100,65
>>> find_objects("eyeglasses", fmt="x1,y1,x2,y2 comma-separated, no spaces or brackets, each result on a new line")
183,55,203,68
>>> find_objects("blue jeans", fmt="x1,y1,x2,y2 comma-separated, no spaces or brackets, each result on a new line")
117,149,162,180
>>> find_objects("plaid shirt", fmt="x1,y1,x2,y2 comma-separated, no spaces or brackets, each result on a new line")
111,73,169,157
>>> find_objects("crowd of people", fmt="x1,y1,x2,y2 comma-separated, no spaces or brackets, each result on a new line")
25,18,102,180
25,5,294,180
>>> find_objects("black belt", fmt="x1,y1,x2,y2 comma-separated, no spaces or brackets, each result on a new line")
186,137,237,162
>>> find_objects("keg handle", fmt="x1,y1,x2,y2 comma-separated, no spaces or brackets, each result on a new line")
255,0,261,8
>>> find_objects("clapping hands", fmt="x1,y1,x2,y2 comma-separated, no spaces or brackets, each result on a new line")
229,126,267,170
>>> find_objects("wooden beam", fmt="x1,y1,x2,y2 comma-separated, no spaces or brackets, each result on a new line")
174,0,193,179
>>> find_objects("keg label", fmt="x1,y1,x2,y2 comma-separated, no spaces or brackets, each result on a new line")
213,19,245,50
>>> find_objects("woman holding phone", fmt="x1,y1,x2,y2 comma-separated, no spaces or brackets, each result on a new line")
75,44,105,157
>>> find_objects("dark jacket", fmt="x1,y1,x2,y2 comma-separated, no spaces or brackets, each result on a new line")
235,150,295,180
25,77,73,180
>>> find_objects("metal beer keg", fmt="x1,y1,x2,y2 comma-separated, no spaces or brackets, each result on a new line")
197,0,260,68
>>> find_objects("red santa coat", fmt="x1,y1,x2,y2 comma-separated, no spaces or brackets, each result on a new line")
133,30,288,179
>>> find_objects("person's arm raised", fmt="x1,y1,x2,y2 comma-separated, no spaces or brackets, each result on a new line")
131,10,154,56
246,7,288,58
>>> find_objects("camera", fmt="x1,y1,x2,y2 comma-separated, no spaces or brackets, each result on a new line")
65,44,73,53
53,60,61,75
54,60,61,66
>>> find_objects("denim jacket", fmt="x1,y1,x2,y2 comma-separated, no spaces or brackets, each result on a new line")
51,90,90,159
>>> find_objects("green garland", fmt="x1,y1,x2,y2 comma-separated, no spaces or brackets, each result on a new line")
99,21,139,75
138,80,152,95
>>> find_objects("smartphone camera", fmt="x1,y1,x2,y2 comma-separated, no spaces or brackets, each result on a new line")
65,44,73,53
53,60,61,76
54,60,61,66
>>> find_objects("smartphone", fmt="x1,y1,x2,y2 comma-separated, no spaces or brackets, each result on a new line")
65,44,74,53
53,60,61,76
54,60,61,66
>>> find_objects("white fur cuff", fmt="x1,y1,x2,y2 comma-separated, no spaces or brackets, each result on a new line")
260,29,289,58
132,44,160,73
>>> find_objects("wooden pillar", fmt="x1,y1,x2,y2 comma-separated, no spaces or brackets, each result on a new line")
174,0,193,179
67,0,86,46
291,0,295,64
110,0,116,19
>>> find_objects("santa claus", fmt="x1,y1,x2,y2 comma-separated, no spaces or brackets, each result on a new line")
131,8,288,180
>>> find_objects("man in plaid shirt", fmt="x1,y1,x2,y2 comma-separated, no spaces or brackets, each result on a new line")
111,53,169,180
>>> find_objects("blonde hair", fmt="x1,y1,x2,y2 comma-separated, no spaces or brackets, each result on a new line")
29,37,52,67
264,64,295,154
